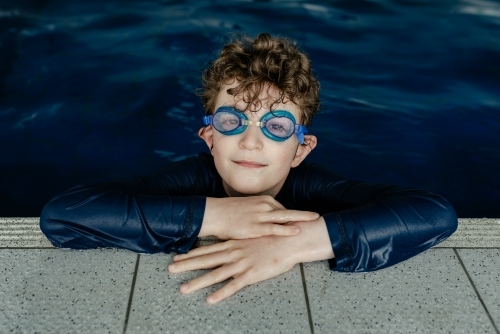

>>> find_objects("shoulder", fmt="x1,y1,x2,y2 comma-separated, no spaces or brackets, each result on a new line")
287,160,347,186
155,151,220,185
109,151,223,196
279,161,348,209
182,151,216,170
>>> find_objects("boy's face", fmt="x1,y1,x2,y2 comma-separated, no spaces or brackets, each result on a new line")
199,81,317,197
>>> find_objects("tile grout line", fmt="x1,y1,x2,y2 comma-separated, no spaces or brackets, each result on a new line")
453,248,499,334
123,254,141,334
300,263,315,334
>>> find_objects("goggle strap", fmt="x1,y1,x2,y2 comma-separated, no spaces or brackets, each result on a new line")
203,115,213,126
297,132,304,144
296,125,308,144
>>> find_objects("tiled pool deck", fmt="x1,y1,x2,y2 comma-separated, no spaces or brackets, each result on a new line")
1,218,499,333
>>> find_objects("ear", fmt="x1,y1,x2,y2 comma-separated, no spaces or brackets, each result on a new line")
291,135,317,168
198,126,214,153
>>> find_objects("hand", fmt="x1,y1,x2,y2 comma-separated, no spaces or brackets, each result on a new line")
169,218,334,304
199,195,319,240
169,236,297,304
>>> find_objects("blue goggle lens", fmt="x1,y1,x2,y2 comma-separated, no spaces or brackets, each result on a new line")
263,114,295,138
213,111,244,133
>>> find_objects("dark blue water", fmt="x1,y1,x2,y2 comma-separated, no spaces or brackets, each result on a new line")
1,0,499,217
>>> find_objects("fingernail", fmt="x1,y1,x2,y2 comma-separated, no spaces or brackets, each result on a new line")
207,296,217,304
180,284,189,293
292,227,300,234
315,213,320,218
173,255,180,260
169,264,176,271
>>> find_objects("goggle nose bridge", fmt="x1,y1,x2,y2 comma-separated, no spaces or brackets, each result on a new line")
240,119,264,127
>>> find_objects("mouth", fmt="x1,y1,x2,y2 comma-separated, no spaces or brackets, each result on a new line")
233,160,267,168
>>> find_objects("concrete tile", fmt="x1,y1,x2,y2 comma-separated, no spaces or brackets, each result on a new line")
0,218,54,248
457,249,500,328
126,253,310,333
303,249,495,334
437,218,500,248
0,249,137,333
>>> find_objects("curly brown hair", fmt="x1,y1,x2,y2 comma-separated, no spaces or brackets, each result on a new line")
198,33,320,126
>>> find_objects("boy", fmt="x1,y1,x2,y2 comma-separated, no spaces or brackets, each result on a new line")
40,33,458,304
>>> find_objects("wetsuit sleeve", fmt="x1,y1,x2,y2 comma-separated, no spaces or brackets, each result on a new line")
286,163,458,272
39,154,217,254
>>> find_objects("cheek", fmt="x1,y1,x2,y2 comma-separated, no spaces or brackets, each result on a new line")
276,143,297,163
268,144,297,177
211,133,227,154
211,135,234,169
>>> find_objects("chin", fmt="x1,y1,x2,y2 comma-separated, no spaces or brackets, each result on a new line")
235,186,265,196
230,182,268,196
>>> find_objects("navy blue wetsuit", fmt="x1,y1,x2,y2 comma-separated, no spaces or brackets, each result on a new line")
40,152,457,272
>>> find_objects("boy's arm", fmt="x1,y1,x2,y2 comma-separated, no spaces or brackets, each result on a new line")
40,185,207,254
40,155,212,253
285,163,458,272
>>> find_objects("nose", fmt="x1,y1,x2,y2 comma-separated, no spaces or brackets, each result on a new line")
239,123,264,151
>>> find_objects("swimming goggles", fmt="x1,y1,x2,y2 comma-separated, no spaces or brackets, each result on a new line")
203,106,308,144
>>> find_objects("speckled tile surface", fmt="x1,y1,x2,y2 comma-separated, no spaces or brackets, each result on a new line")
0,249,137,333
457,249,500,329
126,253,310,333
303,249,496,334
436,218,500,248
0,218,54,248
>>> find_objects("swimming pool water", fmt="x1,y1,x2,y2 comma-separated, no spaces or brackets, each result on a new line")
0,0,499,217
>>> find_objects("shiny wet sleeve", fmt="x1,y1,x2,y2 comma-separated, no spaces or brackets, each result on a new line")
39,154,218,254
285,163,458,272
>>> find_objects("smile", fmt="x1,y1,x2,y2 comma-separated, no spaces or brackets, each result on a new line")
233,160,267,168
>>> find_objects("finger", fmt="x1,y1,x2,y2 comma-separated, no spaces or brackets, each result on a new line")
264,223,300,236
173,241,231,262
206,276,248,304
257,195,285,210
179,263,240,295
268,199,286,210
259,209,320,223
169,251,231,273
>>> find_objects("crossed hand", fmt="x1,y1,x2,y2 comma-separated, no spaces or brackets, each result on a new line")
168,196,333,304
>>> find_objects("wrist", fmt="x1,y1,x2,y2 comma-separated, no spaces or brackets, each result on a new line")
199,197,218,237
289,217,335,264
